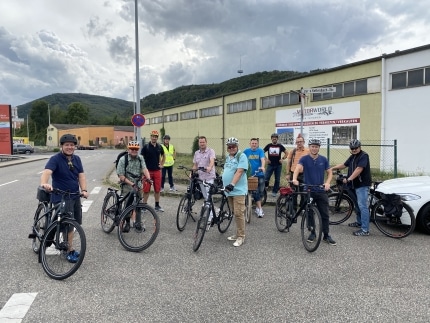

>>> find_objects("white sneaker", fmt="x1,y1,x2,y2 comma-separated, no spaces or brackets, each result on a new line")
169,186,177,191
160,188,164,192
258,208,264,218
227,235,237,241
206,213,213,231
233,237,244,247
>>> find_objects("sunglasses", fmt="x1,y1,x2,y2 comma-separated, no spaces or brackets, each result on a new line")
227,145,237,149
68,161,74,171
129,148,139,151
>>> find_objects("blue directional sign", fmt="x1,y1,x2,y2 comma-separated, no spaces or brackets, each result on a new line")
131,113,145,127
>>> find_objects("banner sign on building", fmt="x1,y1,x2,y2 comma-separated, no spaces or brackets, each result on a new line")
0,104,12,154
275,101,360,146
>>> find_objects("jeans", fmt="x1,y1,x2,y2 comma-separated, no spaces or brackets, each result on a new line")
354,186,370,232
252,176,265,202
265,164,282,194
310,192,330,236
162,166,174,189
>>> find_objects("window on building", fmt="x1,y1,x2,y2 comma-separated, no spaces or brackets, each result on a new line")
200,106,221,118
344,82,355,96
426,68,430,85
150,116,163,124
290,92,299,104
355,79,367,94
181,110,197,120
408,69,424,87
165,113,178,122
227,99,256,113
333,84,343,98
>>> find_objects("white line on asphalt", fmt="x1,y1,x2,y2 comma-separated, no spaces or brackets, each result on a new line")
0,180,18,187
90,186,101,194
81,200,93,213
0,292,37,322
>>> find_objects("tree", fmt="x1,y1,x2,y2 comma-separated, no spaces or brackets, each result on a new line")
66,102,89,124
30,100,49,131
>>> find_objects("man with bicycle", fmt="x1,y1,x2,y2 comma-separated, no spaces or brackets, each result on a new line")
192,136,216,200
292,139,336,246
330,139,372,236
40,134,89,263
117,141,151,233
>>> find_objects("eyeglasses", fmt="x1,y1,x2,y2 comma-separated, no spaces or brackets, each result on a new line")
129,148,139,151
227,145,237,149
68,161,74,171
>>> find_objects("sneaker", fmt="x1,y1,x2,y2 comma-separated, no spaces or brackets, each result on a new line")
307,232,316,242
160,188,164,193
122,222,130,233
155,205,164,212
233,237,244,247
66,251,79,263
227,235,237,241
169,186,177,191
323,235,337,246
271,192,277,197
257,208,264,218
348,222,361,227
353,229,370,236
69,250,80,258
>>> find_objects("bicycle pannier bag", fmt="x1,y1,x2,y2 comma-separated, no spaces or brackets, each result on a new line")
381,193,403,217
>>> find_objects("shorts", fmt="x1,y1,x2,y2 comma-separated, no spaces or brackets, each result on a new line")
143,169,162,193
64,198,83,224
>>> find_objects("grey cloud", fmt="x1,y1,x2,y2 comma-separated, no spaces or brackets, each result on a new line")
108,35,134,64
84,16,112,38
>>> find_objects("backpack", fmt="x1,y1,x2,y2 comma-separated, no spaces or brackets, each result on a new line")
114,151,141,173
381,193,403,217
233,151,252,177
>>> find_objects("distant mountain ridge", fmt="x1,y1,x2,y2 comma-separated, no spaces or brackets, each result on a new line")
17,70,307,123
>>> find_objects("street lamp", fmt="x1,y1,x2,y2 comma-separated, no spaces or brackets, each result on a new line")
134,0,141,143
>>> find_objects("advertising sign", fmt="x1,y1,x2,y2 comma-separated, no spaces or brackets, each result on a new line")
0,104,12,154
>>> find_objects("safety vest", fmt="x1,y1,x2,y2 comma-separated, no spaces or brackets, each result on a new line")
162,144,175,167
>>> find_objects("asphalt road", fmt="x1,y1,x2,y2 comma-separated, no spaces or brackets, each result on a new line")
1,150,429,322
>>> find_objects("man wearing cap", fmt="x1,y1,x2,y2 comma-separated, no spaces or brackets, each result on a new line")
161,134,176,192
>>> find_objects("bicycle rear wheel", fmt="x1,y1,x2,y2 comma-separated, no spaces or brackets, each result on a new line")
245,193,252,223
217,197,233,233
176,195,192,231
32,203,49,254
40,219,86,280
193,206,209,251
328,192,354,225
118,204,160,252
275,195,293,232
101,191,118,233
372,200,416,238
301,206,322,252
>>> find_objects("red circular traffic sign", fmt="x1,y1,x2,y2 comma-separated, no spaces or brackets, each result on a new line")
131,113,145,127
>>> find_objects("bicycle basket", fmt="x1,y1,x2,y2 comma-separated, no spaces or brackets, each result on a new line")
247,177,258,191
279,187,293,196
37,187,51,202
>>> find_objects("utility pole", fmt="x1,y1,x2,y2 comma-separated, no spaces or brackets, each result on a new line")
134,0,141,142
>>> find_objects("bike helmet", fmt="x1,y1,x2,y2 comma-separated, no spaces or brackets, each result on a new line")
60,134,78,145
150,130,159,137
271,133,279,138
349,139,361,149
308,139,321,146
163,134,170,140
127,141,140,149
225,137,239,145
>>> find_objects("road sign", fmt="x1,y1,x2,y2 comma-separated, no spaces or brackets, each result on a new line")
302,87,336,94
131,113,145,127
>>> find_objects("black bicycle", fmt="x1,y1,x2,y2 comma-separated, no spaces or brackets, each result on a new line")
327,170,355,225
29,187,86,280
101,173,160,252
176,165,205,231
275,184,323,252
193,180,233,252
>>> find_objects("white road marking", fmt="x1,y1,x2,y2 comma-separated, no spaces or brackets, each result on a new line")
90,186,101,194
0,180,18,187
0,292,37,322
81,200,93,213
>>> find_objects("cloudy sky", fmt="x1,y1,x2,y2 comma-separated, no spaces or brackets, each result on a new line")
1,0,429,107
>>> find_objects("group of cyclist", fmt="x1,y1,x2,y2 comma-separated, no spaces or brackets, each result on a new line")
38,130,371,256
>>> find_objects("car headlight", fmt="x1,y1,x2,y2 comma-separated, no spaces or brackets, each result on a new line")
398,194,421,201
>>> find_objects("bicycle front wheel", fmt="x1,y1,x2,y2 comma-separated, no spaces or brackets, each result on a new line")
176,195,192,231
301,206,322,252
193,206,209,251
245,193,252,223
118,204,160,252
275,195,293,232
372,200,416,238
40,219,86,280
101,191,118,233
328,192,354,225
217,197,233,233
32,203,49,254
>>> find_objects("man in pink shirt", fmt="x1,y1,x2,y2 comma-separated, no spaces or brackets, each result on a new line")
193,136,216,199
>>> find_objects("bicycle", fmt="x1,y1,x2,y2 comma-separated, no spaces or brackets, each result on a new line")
29,187,86,280
275,183,323,252
193,180,233,252
328,171,415,238
245,170,264,223
176,165,205,231
100,172,160,252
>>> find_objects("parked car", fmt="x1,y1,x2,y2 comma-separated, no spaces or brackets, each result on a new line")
376,176,430,234
13,143,34,154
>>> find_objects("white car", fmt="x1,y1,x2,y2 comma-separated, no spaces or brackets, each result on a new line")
376,176,430,235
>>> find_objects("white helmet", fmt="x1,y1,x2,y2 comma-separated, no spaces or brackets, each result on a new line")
226,137,239,145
